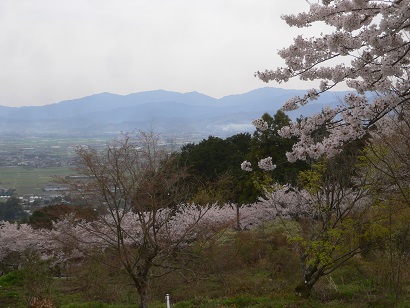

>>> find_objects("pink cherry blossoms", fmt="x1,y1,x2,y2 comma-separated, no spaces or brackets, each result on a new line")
0,221,53,262
256,0,410,162
241,157,277,172
0,203,283,266
257,157,277,171
258,182,369,220
252,118,269,131
50,203,282,257
241,160,253,172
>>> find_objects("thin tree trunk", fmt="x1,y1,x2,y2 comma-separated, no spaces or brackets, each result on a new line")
236,204,241,230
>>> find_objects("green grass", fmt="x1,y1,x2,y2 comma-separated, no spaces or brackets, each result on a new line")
61,303,139,308
0,271,21,287
0,272,25,307
2,256,410,308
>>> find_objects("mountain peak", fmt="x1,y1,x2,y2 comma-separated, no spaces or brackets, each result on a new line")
0,87,345,138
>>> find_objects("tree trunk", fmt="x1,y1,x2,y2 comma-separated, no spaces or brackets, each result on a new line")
235,204,241,230
294,281,314,298
294,263,323,298
132,274,150,308
138,288,149,308
137,281,149,308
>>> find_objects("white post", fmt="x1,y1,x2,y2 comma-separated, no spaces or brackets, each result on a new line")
166,293,171,308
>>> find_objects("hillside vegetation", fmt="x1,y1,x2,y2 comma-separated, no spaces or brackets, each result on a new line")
1,108,410,307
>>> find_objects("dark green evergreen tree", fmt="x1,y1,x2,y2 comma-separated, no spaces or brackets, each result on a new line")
0,196,27,222
240,111,309,203
179,134,251,204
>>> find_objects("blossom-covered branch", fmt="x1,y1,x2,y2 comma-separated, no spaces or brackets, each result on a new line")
256,0,410,161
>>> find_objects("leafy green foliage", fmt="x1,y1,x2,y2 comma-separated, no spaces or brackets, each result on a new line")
179,133,251,204
241,111,309,202
248,111,309,184
178,111,309,204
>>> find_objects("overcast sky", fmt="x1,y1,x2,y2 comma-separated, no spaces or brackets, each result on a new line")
0,0,315,107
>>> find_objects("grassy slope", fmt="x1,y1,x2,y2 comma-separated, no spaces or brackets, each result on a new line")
2,222,410,308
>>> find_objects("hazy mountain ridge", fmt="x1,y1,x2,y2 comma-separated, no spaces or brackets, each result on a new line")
0,87,348,138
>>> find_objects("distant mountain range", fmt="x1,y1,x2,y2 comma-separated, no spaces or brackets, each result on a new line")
0,87,349,139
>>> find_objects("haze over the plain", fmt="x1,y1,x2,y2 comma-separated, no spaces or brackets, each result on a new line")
0,0,317,107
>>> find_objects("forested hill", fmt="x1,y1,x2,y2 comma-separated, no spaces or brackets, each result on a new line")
0,87,347,137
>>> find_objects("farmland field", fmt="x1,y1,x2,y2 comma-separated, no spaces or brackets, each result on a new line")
0,135,111,196
0,134,183,197
0,166,74,196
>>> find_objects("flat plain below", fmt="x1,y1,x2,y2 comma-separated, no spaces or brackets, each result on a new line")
0,135,111,196
0,166,73,196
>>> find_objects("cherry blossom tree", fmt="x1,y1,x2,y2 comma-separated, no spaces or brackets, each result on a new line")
355,107,410,297
0,221,54,273
362,105,410,207
51,202,281,260
50,201,282,306
250,0,410,165
259,158,375,297
53,131,197,308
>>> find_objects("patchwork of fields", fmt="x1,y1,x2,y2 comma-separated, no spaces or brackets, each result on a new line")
0,135,108,196
0,166,74,196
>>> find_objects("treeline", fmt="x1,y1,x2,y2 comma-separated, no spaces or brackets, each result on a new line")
178,110,309,205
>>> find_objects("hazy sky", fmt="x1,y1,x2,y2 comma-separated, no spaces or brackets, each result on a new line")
0,0,314,107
